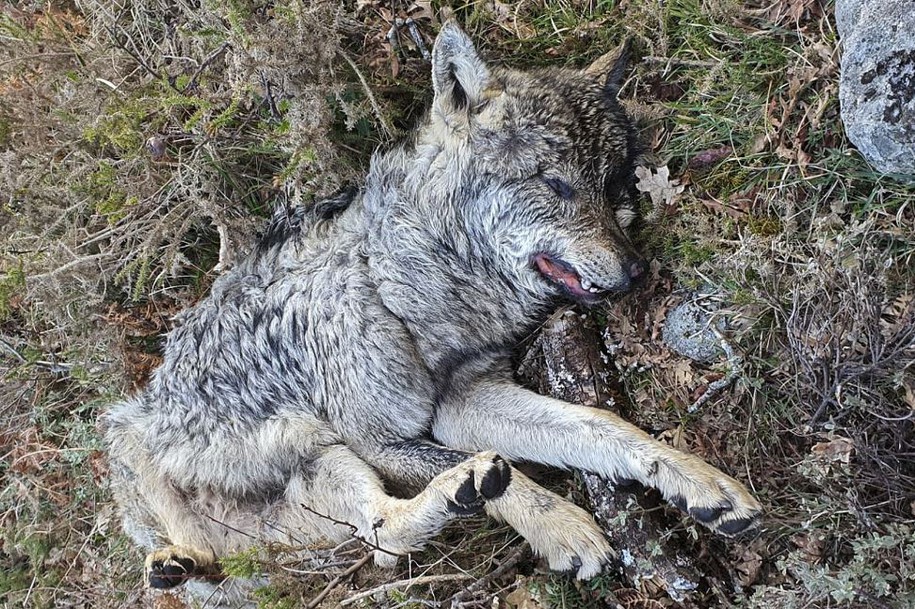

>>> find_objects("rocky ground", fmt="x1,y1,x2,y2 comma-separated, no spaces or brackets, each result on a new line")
1,1,913,608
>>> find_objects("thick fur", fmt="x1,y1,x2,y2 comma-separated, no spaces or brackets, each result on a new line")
103,23,761,594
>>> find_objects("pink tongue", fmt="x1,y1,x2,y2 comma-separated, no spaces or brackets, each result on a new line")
534,256,585,294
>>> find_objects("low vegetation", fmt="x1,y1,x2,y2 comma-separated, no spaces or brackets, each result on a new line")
1,1,912,608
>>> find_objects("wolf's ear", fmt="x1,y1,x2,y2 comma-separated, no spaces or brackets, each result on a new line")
432,21,490,115
584,39,632,98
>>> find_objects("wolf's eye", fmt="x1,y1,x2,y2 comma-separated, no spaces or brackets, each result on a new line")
542,177,575,200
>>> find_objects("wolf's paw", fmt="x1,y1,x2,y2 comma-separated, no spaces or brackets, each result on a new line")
446,452,512,515
527,501,611,580
145,546,216,589
661,460,762,536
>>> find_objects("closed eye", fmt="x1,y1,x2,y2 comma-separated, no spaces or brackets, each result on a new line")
541,176,575,200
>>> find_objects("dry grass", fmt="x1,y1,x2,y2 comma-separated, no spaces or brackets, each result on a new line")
2,1,913,608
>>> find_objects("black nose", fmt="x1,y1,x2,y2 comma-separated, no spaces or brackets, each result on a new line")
626,258,647,280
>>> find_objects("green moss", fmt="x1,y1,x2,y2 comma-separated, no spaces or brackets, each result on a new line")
0,265,25,322
220,547,263,579
747,214,782,237
0,113,12,149
74,161,135,223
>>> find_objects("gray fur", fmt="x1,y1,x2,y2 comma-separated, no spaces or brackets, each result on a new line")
103,23,760,595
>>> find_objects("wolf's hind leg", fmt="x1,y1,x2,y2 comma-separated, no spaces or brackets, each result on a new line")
108,451,225,589
145,545,220,589
484,469,612,579
271,445,511,567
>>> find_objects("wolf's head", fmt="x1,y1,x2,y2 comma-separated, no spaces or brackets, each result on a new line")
415,22,644,305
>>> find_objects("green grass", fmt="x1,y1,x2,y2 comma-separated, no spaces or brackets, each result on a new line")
1,0,914,607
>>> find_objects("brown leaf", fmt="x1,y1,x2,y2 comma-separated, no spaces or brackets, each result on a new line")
791,533,825,563
699,197,748,219
688,146,733,170
505,580,542,609
736,547,763,586
811,437,854,463
154,593,191,609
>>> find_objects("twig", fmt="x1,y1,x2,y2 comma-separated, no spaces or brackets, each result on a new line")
388,18,431,61
300,504,399,559
260,71,281,120
338,50,395,139
103,26,165,85
687,328,744,413
185,42,231,92
303,553,372,609
448,543,529,606
340,574,473,606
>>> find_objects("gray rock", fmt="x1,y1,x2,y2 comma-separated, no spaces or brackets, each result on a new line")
837,0,915,177
663,297,725,364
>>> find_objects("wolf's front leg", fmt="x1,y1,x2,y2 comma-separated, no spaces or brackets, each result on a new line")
433,379,762,535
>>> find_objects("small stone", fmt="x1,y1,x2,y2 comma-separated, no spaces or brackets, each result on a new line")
663,297,724,364
837,0,915,178
146,135,168,160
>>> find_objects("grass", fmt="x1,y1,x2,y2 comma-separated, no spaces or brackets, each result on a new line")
1,0,914,608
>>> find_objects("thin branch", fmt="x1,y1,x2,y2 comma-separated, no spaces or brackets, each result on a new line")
339,49,395,139
303,553,372,609
448,544,529,606
185,42,231,92
340,574,473,606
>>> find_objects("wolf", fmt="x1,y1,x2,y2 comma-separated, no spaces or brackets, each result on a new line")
103,22,762,595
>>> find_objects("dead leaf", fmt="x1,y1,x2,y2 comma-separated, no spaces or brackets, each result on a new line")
700,197,748,219
736,547,763,586
687,146,732,170
407,1,434,22
811,437,854,463
505,580,542,609
904,383,915,411
153,593,190,609
791,533,825,563
615,588,665,609
635,165,685,213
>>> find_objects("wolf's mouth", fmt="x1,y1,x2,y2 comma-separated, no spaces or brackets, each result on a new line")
533,254,608,301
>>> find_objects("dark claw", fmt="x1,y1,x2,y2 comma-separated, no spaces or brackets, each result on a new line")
670,494,688,512
690,500,733,523
148,557,195,589
689,505,725,522
559,555,584,577
612,477,638,488
717,515,759,536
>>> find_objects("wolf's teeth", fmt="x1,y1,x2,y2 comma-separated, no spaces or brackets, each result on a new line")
588,286,599,293
581,278,592,290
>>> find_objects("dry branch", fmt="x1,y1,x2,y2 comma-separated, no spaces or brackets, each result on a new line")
518,310,704,603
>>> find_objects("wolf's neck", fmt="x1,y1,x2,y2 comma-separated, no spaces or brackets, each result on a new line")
362,160,550,373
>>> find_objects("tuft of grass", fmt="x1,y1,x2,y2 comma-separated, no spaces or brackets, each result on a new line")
2,1,914,608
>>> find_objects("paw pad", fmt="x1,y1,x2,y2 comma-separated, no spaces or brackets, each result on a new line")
479,456,511,499
447,456,512,515
148,555,196,589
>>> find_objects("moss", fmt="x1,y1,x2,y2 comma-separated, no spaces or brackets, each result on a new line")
0,113,12,149
0,265,25,322
747,214,782,237
74,161,135,223
220,547,263,579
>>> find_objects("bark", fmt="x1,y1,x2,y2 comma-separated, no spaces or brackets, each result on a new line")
517,310,704,604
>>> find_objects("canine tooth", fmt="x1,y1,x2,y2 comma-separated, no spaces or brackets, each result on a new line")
581,278,592,290
588,286,599,293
